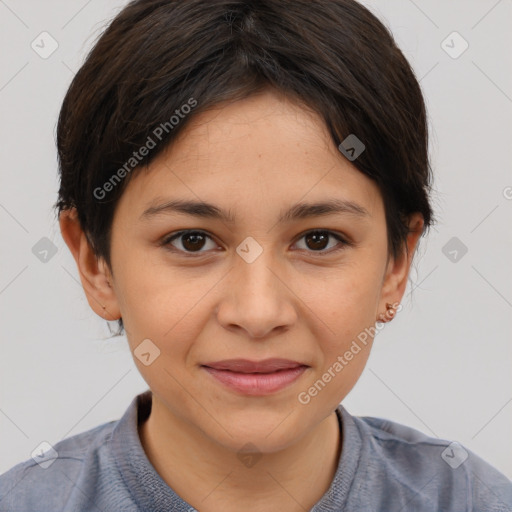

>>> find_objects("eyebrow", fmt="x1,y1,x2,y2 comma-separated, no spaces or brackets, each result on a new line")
139,198,370,224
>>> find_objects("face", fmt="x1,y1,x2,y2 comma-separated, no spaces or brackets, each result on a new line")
94,89,418,453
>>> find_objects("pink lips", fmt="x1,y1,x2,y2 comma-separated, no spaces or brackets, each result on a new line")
201,358,309,396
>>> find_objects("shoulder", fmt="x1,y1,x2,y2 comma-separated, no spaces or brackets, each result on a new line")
345,410,512,511
0,419,117,512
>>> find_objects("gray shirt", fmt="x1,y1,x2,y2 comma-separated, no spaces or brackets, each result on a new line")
1,389,511,511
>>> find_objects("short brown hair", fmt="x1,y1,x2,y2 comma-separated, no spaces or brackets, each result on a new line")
55,0,436,334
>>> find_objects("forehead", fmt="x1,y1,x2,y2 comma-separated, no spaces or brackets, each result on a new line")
117,90,383,224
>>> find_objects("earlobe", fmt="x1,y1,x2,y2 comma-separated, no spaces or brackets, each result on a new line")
59,208,121,321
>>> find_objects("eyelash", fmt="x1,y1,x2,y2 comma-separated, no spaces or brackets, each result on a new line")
160,229,352,257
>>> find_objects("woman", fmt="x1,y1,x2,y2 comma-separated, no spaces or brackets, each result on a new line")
1,0,511,510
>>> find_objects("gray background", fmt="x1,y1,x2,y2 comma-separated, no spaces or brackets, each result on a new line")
1,0,511,479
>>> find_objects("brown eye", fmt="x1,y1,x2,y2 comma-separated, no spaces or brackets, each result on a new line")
305,231,329,250
180,232,207,251
163,230,217,254
161,229,350,257
294,230,349,255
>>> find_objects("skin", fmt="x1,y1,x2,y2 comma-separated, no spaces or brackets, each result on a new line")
60,88,424,512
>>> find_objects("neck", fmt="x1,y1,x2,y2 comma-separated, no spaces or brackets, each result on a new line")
138,397,342,512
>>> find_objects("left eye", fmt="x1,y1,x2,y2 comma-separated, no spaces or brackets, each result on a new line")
294,230,349,254
161,229,350,256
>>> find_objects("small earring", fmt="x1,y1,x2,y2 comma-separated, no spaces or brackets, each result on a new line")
377,302,398,323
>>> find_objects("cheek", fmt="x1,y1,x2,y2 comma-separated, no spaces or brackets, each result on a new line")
114,247,183,318
296,272,378,409
303,263,381,349
115,256,216,363
294,265,381,409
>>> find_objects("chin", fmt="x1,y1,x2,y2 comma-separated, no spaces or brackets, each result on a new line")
199,412,308,454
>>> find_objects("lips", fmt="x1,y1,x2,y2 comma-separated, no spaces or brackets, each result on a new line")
201,358,309,395
201,358,306,373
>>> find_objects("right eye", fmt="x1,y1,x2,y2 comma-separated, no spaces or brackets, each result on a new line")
161,230,220,256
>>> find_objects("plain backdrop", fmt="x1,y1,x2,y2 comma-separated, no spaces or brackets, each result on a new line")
1,0,511,480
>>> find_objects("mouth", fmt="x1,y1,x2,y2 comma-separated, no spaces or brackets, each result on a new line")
201,358,309,395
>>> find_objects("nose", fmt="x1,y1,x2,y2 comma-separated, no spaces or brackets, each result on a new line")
215,248,297,340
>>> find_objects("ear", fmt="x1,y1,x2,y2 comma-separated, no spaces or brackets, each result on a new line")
378,212,424,318
59,208,121,321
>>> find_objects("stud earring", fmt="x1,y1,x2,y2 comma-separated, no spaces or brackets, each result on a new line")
386,302,396,317
377,302,398,323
